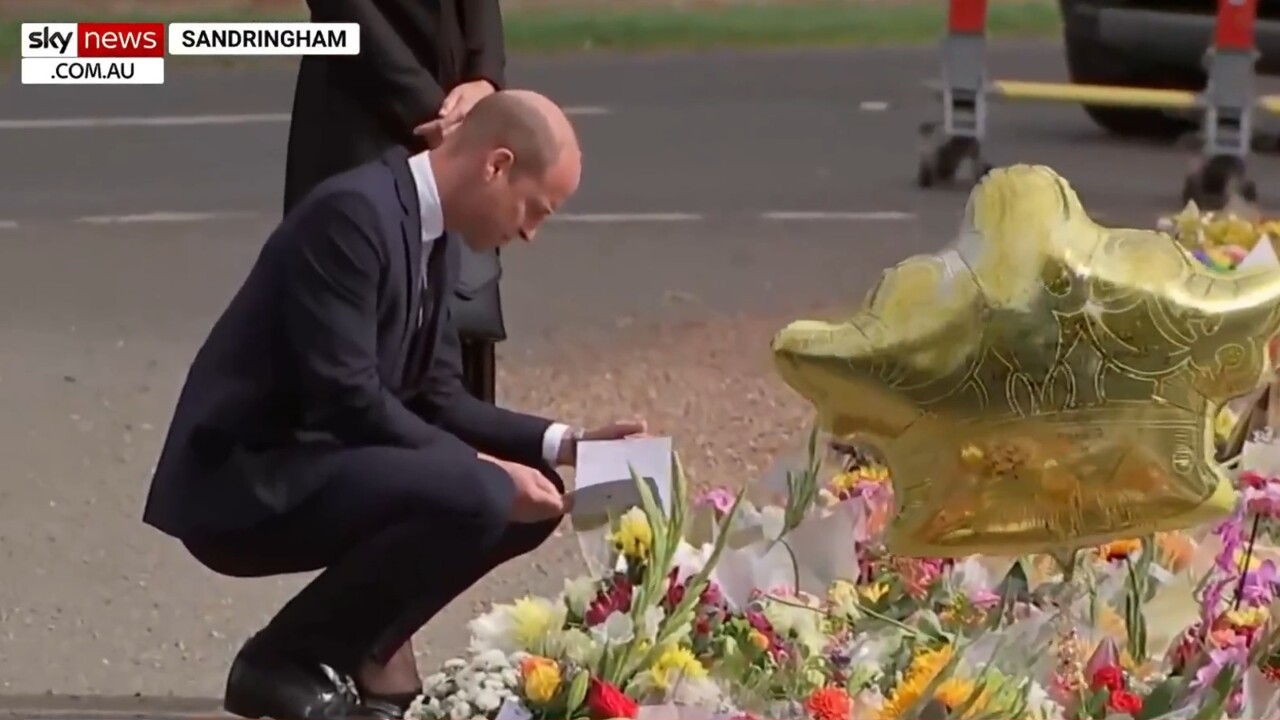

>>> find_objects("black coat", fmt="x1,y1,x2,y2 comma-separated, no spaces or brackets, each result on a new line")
143,146,550,541
283,0,509,347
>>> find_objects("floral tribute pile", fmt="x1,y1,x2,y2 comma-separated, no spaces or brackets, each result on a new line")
1158,201,1280,273
406,429,1280,720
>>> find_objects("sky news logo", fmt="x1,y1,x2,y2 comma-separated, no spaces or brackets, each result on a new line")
20,22,359,85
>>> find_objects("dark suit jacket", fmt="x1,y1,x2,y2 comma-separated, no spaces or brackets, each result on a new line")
143,146,550,542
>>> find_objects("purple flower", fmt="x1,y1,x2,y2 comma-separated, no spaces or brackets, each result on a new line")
1193,645,1247,691
1239,559,1278,605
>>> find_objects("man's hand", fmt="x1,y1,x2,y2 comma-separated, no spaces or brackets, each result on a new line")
439,79,496,126
556,419,649,467
479,453,568,523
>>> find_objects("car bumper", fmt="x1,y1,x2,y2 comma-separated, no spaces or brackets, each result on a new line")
1070,4,1280,74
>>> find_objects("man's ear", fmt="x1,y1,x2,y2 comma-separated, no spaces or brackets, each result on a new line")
485,147,515,180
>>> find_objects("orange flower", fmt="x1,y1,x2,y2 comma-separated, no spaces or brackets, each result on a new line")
805,687,853,720
1154,532,1194,573
1097,539,1141,562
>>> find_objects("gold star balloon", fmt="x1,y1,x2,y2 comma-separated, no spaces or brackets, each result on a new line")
771,165,1280,558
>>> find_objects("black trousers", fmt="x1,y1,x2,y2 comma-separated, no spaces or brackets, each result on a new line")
184,447,561,675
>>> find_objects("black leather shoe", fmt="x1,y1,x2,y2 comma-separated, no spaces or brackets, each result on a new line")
223,633,364,720
355,696,414,720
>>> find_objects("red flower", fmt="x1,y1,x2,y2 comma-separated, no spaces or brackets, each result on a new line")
586,678,638,720
1107,690,1144,715
584,576,633,626
664,568,686,608
804,687,853,720
1090,665,1125,693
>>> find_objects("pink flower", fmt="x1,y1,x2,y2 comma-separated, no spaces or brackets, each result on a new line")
967,588,1001,609
693,486,735,517
1241,472,1280,519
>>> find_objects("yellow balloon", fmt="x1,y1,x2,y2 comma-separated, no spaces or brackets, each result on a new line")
771,165,1280,558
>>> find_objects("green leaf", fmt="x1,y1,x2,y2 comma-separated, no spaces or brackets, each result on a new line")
1133,677,1180,720
1123,556,1149,664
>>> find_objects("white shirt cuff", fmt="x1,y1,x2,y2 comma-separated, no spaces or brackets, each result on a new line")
542,422,572,466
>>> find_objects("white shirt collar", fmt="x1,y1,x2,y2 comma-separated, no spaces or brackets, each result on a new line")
406,150,444,242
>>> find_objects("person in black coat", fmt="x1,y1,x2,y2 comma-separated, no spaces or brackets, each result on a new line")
146,92,645,720
284,0,509,406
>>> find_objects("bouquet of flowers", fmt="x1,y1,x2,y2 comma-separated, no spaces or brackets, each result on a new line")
413,453,749,720
406,425,1280,720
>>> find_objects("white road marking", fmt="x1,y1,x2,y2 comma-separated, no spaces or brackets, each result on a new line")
0,113,291,130
76,211,261,224
553,212,702,223
0,220,17,230
761,210,916,221
859,100,890,112
0,106,612,130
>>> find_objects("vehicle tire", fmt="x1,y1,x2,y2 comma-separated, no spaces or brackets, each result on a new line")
1063,27,1204,139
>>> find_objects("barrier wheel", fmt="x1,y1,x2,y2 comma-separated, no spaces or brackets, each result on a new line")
1182,155,1256,212
917,122,985,189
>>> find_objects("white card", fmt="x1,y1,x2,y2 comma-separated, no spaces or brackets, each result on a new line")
495,697,533,720
568,437,674,519
1239,237,1280,270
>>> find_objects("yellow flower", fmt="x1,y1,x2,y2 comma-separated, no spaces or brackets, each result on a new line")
747,629,770,651
829,466,891,495
520,656,562,704
933,678,991,718
648,646,707,690
858,582,890,604
1235,549,1262,573
509,596,563,650
1216,406,1241,442
876,645,955,720
1226,606,1269,629
609,507,653,560
828,580,858,606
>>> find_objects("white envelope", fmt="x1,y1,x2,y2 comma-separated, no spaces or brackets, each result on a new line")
568,437,674,519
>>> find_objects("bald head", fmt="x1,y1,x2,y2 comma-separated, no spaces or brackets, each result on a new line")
431,89,582,250
451,89,580,179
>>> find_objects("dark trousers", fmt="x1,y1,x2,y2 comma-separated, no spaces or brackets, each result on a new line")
184,448,562,675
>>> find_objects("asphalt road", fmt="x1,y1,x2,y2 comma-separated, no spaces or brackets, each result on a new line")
4,42,1280,708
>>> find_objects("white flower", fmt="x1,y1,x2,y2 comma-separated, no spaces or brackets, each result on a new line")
448,701,472,720
640,605,666,641
669,676,722,706
761,599,826,655
543,627,601,666
592,610,635,646
562,576,598,616
422,672,448,696
471,648,509,671
1026,681,1066,720
473,688,504,712
671,541,712,582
